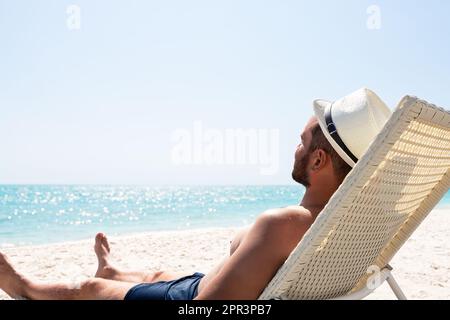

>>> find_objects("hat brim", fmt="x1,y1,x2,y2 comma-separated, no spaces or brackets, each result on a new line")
313,99,356,168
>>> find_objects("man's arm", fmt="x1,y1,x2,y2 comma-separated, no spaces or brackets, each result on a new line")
195,208,311,300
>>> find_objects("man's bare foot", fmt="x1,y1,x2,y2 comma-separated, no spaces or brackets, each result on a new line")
0,252,28,298
94,233,118,279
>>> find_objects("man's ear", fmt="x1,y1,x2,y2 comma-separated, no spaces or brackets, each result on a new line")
312,149,327,170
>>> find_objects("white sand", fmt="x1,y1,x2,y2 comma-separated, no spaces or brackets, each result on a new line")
1,210,449,300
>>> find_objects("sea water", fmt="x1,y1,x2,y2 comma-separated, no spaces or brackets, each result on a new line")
0,185,303,246
0,185,448,247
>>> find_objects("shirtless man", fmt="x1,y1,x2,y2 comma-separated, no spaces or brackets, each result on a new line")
1,88,391,300
0,115,355,300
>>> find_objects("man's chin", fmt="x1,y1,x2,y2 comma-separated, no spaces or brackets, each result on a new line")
291,171,299,183
291,171,300,183
292,172,310,188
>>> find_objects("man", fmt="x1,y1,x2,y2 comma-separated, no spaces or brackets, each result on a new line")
0,88,391,300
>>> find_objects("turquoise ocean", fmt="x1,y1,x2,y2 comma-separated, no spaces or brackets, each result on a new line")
1,185,449,247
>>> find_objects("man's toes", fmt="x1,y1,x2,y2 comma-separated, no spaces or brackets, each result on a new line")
102,236,110,253
95,233,105,244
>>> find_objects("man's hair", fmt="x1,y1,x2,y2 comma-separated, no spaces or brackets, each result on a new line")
308,123,352,181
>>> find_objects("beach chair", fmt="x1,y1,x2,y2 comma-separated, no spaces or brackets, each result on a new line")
258,96,450,300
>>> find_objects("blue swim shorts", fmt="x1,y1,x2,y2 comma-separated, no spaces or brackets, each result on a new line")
124,272,205,300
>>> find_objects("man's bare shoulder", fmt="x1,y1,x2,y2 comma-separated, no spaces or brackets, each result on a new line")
253,205,316,252
261,205,316,228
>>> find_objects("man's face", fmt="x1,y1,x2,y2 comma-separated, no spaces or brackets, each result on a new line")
292,117,318,187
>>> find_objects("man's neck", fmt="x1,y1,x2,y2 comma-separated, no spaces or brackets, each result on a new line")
300,183,339,215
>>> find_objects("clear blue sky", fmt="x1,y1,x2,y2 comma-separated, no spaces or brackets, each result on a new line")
1,0,449,185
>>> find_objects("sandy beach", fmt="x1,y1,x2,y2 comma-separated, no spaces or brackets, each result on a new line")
1,209,449,300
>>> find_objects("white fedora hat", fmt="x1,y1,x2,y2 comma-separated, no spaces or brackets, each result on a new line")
313,88,392,168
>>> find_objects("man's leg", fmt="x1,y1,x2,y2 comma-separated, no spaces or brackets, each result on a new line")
23,278,135,300
94,233,189,283
0,252,135,300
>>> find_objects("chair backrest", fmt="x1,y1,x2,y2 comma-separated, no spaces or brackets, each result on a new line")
258,96,450,300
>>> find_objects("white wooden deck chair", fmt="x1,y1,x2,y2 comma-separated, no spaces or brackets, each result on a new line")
258,96,450,300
